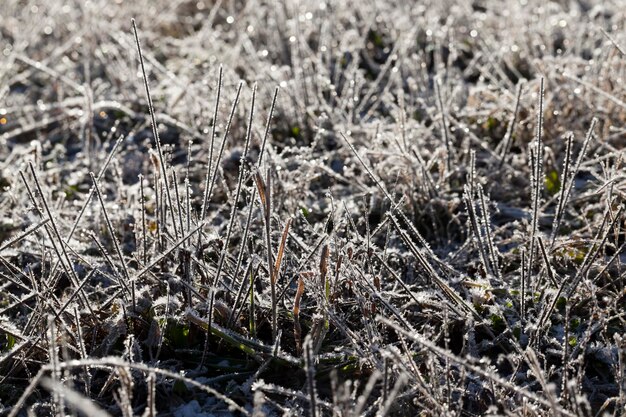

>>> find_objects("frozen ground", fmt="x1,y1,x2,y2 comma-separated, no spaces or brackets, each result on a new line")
0,0,625,416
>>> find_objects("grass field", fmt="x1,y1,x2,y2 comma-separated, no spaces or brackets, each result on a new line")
1,0,625,416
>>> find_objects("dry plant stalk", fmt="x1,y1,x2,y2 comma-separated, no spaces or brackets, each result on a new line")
293,275,305,355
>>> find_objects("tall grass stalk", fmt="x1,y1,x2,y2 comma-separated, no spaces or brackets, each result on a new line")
131,19,178,240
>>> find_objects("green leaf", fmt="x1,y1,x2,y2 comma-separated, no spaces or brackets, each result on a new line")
7,334,15,350
568,336,577,347
568,248,586,265
165,320,190,347
545,170,560,195
325,280,331,301
490,314,506,332
371,32,383,47
1,333,16,352
64,184,80,199
485,116,498,131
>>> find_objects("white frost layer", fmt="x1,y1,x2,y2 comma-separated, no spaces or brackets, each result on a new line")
172,400,216,417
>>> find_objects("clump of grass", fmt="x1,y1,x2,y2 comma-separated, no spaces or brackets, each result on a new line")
1,0,626,416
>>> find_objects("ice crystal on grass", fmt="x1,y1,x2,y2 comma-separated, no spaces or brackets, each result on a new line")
1,0,625,416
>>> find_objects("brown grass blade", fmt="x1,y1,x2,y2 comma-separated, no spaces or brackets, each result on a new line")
272,218,291,284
